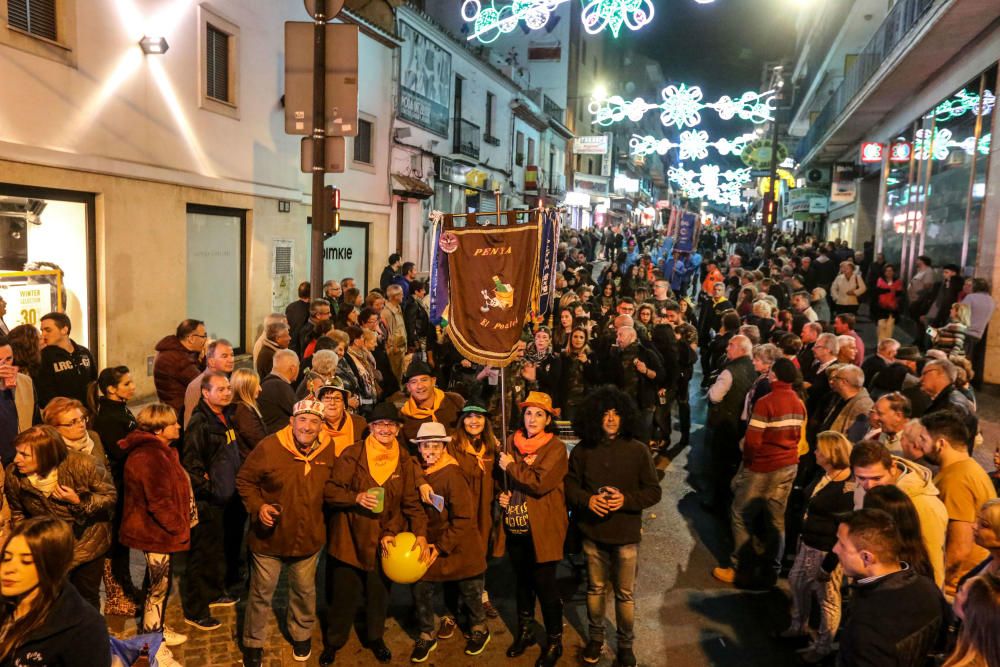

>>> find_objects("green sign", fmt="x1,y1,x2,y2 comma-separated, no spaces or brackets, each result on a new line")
741,139,788,169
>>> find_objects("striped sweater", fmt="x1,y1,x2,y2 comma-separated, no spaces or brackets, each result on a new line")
743,380,807,472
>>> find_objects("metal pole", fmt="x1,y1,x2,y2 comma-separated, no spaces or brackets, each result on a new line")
763,68,783,262
499,362,510,490
309,0,327,299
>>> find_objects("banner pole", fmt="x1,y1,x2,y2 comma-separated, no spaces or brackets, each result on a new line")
500,362,510,490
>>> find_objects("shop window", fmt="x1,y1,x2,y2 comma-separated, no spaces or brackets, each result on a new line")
198,6,240,119
186,205,245,351
0,185,95,348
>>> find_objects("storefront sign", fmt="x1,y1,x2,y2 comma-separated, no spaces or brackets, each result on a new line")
574,174,609,196
785,188,828,214
831,163,857,203
437,157,471,185
890,141,912,162
398,22,452,136
1,283,54,328
574,135,609,155
808,198,829,214
860,142,884,163
564,191,591,207
613,174,640,194
740,139,788,169
323,222,369,294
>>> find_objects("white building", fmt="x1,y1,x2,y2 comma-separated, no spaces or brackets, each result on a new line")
0,0,398,397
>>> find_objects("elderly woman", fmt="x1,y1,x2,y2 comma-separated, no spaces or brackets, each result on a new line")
344,326,380,415
4,426,115,610
521,328,562,409
297,349,339,399
41,398,107,463
741,343,780,426
810,287,831,323
931,302,971,358
831,261,866,315
118,404,191,648
496,392,568,667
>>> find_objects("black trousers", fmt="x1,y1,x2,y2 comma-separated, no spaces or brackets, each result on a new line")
179,502,226,620
223,494,248,589
70,554,106,610
325,558,392,649
506,534,562,636
676,378,691,444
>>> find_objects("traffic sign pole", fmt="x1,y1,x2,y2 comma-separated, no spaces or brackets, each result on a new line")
309,0,329,300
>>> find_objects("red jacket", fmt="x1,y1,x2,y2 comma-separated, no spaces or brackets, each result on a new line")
743,381,806,473
153,335,203,413
118,430,192,553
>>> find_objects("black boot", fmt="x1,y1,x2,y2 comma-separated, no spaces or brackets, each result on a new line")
506,615,536,657
535,634,562,667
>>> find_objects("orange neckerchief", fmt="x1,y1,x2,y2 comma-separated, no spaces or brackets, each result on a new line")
422,452,458,476
401,387,446,421
513,430,553,456
365,434,399,486
459,437,493,472
276,426,330,476
324,413,355,457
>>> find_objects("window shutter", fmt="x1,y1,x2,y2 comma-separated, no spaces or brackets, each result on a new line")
8,0,57,40
206,25,230,102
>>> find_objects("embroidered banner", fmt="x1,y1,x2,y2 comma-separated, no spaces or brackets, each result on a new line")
536,209,559,317
428,212,450,326
441,211,541,367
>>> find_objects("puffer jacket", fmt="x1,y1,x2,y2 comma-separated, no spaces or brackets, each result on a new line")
153,335,204,413
4,451,116,567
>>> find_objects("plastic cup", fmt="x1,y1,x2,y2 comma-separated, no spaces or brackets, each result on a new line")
270,503,283,525
368,487,385,514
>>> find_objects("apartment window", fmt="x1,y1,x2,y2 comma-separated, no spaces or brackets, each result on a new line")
353,117,374,166
527,137,536,166
485,92,498,144
7,0,56,40
198,6,240,119
515,131,525,166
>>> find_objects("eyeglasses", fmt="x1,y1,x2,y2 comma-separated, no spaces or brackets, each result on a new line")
57,416,86,428
190,333,208,339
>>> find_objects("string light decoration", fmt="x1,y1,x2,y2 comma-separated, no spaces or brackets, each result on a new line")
668,164,751,207
590,84,776,128
932,89,995,122
630,131,757,159
912,128,992,161
462,0,653,42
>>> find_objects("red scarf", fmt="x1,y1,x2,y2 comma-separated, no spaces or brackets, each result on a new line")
513,430,553,456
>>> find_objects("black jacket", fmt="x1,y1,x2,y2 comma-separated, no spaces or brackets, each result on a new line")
379,265,397,293
0,583,111,667
182,400,241,506
258,373,297,434
708,356,756,428
35,341,96,407
565,436,662,545
92,397,137,481
284,299,311,346
925,385,978,445
650,323,678,392
837,568,947,667
605,343,664,410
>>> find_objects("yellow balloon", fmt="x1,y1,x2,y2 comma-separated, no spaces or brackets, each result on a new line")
381,532,429,584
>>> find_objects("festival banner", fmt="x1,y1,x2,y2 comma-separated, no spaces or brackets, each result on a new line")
428,211,450,326
676,212,697,252
440,212,541,367
536,209,560,317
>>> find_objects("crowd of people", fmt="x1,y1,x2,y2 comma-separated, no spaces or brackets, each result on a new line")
0,224,998,667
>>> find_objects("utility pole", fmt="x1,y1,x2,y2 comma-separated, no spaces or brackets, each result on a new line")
762,64,784,262
309,0,328,299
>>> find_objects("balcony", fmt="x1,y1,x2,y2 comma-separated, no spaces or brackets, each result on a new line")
452,118,481,162
795,0,938,163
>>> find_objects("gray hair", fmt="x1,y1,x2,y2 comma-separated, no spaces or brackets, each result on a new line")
739,324,761,346
273,349,299,371
265,321,290,340
311,349,339,376
386,284,403,298
836,364,865,388
751,300,771,318
263,312,287,327
816,332,839,354
803,321,823,337
836,334,856,351
752,343,780,366
924,358,958,383
730,335,753,356
877,338,900,355
206,338,233,358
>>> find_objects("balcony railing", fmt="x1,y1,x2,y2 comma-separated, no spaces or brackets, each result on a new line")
453,118,481,160
795,0,937,162
543,95,564,123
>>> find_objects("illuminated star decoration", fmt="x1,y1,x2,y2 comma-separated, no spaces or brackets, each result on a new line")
630,131,757,159
668,164,751,207
911,128,992,161
581,0,655,38
591,84,776,128
462,0,652,42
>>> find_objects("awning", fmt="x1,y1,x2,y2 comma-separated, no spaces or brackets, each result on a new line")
392,173,434,199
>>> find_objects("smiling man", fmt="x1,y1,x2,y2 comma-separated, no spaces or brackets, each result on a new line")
398,359,464,452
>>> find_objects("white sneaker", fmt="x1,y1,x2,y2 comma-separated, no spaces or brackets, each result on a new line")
156,645,183,667
163,627,188,646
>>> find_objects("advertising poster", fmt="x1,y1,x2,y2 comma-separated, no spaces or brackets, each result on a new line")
398,22,452,136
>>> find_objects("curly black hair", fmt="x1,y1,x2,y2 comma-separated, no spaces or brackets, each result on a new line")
571,385,640,444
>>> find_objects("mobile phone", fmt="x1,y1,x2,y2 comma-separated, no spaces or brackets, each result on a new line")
430,493,445,512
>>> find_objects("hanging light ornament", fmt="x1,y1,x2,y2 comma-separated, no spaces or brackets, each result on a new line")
630,131,757,159
668,164,751,207
462,0,653,43
591,84,776,128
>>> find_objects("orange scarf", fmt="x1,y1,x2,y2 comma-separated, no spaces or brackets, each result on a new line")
459,437,492,472
276,426,330,475
324,413,356,457
401,387,446,421
513,430,553,456
422,452,458,476
365,434,399,486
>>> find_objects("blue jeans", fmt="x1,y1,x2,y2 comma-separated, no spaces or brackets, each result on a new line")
582,539,639,650
729,464,797,574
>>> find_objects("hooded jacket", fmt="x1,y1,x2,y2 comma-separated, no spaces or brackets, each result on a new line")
182,400,242,507
153,335,203,413
118,430,191,553
854,456,949,588
0,582,111,667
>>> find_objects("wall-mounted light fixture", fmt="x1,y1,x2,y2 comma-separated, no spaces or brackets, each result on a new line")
139,36,169,55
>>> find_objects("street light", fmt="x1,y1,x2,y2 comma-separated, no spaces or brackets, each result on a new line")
139,36,169,55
